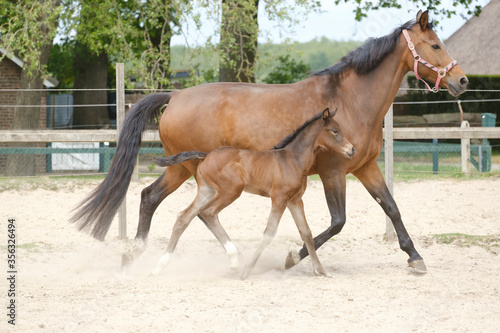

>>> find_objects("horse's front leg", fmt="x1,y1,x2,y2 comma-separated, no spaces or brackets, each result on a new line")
353,159,426,273
285,170,347,269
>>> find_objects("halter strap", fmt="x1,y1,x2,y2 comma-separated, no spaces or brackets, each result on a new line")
402,29,458,93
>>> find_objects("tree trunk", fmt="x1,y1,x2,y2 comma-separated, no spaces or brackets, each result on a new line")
219,0,259,83
72,41,110,129
5,0,60,176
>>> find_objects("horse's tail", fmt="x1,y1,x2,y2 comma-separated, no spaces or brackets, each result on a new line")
153,151,207,167
70,93,173,241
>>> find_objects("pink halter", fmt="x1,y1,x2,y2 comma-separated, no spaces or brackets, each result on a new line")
402,29,458,93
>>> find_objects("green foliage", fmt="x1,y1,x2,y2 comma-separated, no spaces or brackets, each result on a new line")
0,0,62,79
263,55,310,84
170,38,362,85
337,0,483,22
47,42,75,89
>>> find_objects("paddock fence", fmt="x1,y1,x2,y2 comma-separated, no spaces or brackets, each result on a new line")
1,63,499,238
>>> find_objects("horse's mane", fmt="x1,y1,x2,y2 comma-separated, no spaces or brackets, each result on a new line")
313,18,433,77
273,111,324,150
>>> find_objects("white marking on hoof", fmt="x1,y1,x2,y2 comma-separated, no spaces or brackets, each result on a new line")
224,242,239,269
151,253,171,276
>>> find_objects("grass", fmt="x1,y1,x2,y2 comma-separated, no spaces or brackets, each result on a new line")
431,233,500,253
1,242,44,253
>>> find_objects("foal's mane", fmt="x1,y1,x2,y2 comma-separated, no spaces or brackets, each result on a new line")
273,111,324,150
313,18,432,77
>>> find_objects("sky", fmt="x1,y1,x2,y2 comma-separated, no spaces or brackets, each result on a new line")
170,0,491,46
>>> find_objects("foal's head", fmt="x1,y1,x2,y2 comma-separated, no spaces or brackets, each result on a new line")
316,108,355,159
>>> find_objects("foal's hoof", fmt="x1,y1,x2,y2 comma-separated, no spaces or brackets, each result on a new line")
408,259,427,274
285,250,301,270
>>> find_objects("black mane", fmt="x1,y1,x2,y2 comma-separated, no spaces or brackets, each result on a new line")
273,111,324,150
313,19,430,77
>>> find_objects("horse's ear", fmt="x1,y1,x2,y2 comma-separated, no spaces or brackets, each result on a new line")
330,107,338,118
322,108,330,120
416,10,423,22
418,10,429,31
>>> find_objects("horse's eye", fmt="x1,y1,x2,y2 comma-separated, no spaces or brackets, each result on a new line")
432,44,440,50
331,129,338,135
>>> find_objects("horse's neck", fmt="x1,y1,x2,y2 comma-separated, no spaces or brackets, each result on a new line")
335,44,409,127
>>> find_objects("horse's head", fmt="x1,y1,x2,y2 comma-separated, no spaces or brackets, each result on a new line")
317,108,355,159
403,10,468,96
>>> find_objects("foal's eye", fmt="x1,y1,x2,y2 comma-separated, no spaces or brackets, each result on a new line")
432,44,440,50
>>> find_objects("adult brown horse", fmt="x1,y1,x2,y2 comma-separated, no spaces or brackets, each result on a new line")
72,10,468,274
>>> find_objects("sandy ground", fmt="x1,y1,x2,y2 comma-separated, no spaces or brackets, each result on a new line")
1,176,500,332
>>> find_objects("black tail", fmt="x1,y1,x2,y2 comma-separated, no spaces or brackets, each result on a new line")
153,151,207,167
70,93,172,240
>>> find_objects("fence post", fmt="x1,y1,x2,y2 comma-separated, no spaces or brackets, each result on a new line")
384,104,396,241
116,63,127,240
461,120,471,176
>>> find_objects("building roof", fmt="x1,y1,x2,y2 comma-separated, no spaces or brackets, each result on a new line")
445,0,500,75
0,47,59,88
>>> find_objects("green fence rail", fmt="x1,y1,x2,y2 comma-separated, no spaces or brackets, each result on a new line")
0,146,164,173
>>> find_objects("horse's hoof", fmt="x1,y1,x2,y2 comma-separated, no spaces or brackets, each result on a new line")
240,270,250,280
408,259,427,274
150,267,162,276
121,253,133,269
285,250,301,270
314,269,332,278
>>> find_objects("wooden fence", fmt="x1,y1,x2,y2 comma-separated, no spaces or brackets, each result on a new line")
1,64,500,239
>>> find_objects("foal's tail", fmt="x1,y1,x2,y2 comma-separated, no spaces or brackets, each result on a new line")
153,151,207,167
70,93,173,241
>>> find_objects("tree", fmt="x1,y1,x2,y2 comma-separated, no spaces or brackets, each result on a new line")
263,55,310,84
1,0,62,175
219,0,259,82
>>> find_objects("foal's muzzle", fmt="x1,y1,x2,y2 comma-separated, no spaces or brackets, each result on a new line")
345,146,356,158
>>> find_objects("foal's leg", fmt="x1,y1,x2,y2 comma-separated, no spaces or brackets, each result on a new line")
150,183,215,276
285,170,347,269
198,181,245,273
241,199,287,279
122,164,191,268
353,159,426,272
287,197,329,277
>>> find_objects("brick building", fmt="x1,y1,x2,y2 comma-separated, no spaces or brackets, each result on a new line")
0,47,58,174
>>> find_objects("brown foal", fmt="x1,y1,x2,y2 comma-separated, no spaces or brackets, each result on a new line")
151,108,355,278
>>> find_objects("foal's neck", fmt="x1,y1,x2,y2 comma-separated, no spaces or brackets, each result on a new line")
281,122,322,172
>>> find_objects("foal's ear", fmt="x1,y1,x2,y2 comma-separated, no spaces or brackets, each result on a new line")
330,107,338,118
322,108,330,120
418,10,429,31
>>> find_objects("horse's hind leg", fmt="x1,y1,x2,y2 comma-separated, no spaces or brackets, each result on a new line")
353,160,426,273
241,199,286,279
287,197,329,277
122,164,192,268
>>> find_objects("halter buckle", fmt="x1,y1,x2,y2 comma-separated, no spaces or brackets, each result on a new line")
408,42,415,51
